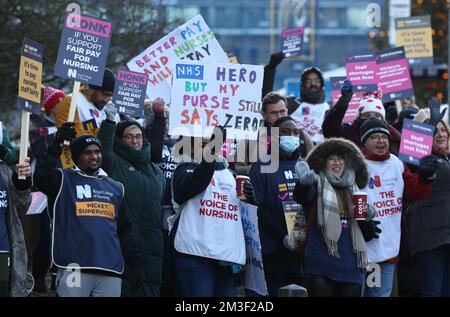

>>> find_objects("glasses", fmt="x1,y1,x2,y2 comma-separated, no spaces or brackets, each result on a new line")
368,134,389,142
304,79,321,84
122,134,143,142
327,156,345,163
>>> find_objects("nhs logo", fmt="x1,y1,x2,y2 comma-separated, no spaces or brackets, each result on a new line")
76,185,91,199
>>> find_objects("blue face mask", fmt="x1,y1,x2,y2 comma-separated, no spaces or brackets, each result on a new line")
280,136,300,153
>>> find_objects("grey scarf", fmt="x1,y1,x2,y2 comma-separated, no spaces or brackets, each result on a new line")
317,168,368,268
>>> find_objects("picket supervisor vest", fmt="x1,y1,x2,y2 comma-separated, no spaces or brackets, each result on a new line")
174,168,246,265
365,155,404,263
52,168,125,274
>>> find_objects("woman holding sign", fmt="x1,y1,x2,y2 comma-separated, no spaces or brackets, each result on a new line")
293,138,380,297
249,116,305,296
407,97,450,297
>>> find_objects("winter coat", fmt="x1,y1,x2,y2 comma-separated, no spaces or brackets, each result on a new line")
322,99,401,155
98,120,165,297
0,163,31,296
408,154,450,257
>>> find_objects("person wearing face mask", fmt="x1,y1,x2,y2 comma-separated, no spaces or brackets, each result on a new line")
249,116,306,296
97,103,165,297
322,90,401,155
52,68,121,168
406,97,450,297
293,138,381,297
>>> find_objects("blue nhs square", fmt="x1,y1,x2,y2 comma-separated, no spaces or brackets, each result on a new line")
176,64,204,80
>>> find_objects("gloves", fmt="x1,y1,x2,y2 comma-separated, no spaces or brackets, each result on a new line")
418,155,437,183
104,101,118,121
295,160,318,186
268,52,284,68
358,219,382,242
0,144,8,161
341,80,353,99
51,122,76,152
243,181,256,204
283,235,295,251
152,97,166,119
428,97,447,126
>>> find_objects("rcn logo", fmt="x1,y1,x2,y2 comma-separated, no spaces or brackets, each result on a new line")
76,185,92,199
368,176,381,189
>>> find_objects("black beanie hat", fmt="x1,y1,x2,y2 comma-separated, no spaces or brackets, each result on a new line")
360,117,390,145
115,119,144,138
70,135,103,164
89,68,115,93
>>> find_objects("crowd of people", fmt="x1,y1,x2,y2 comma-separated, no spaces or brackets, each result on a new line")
0,52,449,298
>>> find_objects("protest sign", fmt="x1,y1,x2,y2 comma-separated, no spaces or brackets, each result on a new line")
376,47,414,103
128,15,228,103
55,12,112,85
346,52,379,88
395,15,433,67
18,38,44,178
26,192,48,216
330,76,378,124
18,38,44,114
281,27,305,58
399,119,435,165
389,0,410,46
112,70,148,118
241,202,268,296
169,61,264,140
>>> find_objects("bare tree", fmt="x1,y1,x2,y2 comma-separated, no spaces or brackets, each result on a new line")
0,0,177,123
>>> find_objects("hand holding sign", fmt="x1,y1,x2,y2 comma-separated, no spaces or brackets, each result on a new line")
418,155,438,183
152,97,166,119
15,157,31,178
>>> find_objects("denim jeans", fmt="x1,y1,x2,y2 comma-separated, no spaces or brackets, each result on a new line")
414,244,450,297
363,262,396,297
175,253,236,297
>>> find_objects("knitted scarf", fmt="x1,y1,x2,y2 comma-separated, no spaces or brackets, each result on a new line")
317,168,368,269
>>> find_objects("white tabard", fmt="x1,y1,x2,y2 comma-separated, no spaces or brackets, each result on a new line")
174,168,246,265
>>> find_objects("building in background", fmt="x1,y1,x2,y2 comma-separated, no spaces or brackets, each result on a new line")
163,0,371,99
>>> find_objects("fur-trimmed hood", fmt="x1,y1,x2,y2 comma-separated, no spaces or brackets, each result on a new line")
306,138,369,188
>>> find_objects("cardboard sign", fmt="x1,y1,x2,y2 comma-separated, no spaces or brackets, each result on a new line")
128,15,229,103
55,13,112,85
112,70,148,118
241,202,268,296
376,47,414,103
399,119,435,165
346,52,379,88
395,15,433,67
281,27,305,58
18,38,44,114
389,0,411,46
169,61,264,140
330,76,378,124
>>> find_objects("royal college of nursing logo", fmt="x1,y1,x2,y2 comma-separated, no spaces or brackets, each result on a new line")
368,175,382,189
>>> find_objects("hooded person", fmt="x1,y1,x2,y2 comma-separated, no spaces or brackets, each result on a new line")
288,67,331,143
97,104,165,297
292,137,382,297
359,117,433,297
33,123,125,297
260,53,353,144
249,116,306,296
322,90,402,155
